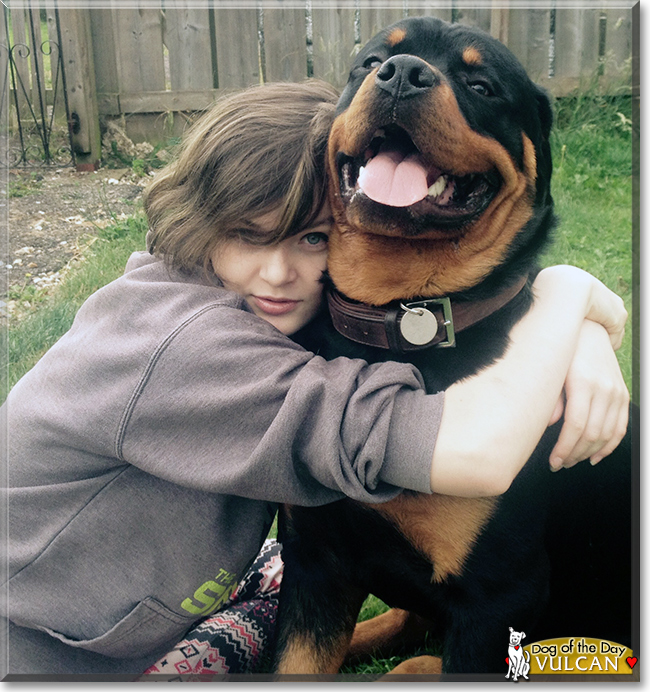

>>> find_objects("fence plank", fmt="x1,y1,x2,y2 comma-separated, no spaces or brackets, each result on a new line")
554,7,600,82
507,8,550,84
28,6,47,119
490,6,509,44
263,4,307,83
0,5,8,155
0,7,7,102
359,5,405,45
163,5,213,91
112,6,165,95
57,7,101,166
604,7,632,78
88,9,119,95
454,6,491,32
10,8,31,119
406,5,452,22
43,2,66,123
505,8,529,68
115,88,219,114
311,6,356,88
214,7,260,88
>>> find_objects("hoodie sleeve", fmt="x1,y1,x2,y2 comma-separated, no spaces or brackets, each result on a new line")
119,304,443,505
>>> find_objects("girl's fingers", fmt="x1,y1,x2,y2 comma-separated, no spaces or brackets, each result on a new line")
549,391,591,470
589,398,630,466
559,395,609,468
551,382,629,470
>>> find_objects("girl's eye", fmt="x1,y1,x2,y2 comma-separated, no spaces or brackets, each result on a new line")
301,231,329,248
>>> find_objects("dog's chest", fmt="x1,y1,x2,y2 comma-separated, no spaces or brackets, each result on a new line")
366,493,497,583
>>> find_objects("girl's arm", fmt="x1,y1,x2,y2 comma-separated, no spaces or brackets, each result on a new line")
429,265,628,497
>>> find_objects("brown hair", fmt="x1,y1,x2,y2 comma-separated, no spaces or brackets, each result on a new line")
144,80,339,273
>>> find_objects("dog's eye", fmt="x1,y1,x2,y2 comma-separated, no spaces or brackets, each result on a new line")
468,81,492,97
363,56,383,70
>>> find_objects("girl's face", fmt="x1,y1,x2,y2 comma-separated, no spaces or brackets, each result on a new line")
211,205,332,335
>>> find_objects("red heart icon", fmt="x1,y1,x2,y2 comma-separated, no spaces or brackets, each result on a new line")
515,645,520,650
626,656,637,669
505,657,510,665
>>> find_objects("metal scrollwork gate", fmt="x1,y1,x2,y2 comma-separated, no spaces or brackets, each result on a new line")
0,2,75,168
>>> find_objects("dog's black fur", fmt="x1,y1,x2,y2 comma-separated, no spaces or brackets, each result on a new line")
273,17,635,676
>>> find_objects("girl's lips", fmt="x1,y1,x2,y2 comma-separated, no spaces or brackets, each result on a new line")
252,296,301,316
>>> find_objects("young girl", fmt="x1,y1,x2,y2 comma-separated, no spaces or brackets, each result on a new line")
2,81,628,679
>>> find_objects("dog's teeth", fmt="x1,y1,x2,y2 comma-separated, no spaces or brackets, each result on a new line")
428,175,447,198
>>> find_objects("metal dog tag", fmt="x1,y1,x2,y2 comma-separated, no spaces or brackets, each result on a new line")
399,307,439,345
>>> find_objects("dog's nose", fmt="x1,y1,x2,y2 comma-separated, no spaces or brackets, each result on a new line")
375,55,438,98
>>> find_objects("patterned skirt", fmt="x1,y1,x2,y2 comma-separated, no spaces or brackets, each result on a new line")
139,539,283,678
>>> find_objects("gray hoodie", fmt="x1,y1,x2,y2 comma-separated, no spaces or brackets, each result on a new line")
1,252,443,678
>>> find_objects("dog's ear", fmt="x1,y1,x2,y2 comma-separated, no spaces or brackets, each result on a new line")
521,632,526,639
530,84,554,207
509,627,514,633
535,85,553,141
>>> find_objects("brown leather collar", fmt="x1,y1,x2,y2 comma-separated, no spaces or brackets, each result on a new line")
326,275,529,353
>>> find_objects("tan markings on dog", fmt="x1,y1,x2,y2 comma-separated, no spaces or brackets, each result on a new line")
522,133,537,183
368,494,497,582
276,634,349,675
462,46,482,66
328,73,381,169
327,79,538,303
387,27,407,46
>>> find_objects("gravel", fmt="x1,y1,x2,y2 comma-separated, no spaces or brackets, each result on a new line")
2,167,146,318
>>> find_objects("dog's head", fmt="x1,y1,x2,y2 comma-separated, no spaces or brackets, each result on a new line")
327,17,555,305
509,627,526,646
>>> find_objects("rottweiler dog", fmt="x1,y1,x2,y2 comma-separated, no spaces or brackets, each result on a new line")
273,16,634,676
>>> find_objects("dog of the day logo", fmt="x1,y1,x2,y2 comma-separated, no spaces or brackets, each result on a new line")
505,628,531,681
506,631,636,678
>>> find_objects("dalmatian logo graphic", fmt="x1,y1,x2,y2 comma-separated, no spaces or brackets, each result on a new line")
506,627,531,681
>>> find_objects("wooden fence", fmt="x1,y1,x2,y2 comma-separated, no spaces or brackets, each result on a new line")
1,2,636,167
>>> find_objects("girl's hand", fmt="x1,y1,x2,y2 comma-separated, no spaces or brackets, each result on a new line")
535,265,628,350
548,320,629,470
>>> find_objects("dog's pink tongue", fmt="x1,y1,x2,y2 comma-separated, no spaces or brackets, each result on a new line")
358,148,430,207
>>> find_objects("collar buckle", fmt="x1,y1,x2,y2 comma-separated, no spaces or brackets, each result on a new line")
401,297,456,348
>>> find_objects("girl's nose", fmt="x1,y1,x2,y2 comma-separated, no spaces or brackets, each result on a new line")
259,246,297,286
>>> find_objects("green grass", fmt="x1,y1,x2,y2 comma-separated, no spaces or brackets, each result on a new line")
8,172,44,198
542,93,634,391
2,213,148,401
2,92,635,674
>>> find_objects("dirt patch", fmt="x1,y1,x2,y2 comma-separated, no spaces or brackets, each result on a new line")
2,167,146,316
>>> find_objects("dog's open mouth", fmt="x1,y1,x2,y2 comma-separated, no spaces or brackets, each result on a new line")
337,125,501,230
